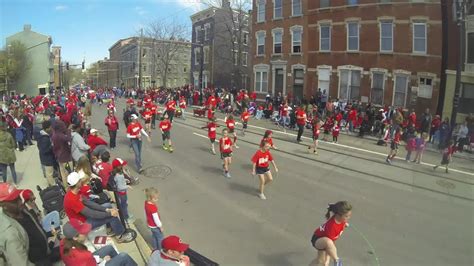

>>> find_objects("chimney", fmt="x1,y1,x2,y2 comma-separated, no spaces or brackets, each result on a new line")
24,24,31,31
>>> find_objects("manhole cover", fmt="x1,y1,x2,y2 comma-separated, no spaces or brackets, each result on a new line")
436,180,456,189
142,165,172,178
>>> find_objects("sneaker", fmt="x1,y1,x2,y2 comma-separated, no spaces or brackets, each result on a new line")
116,232,134,243
334,259,343,266
106,229,116,237
169,146,174,153
386,158,392,165
234,145,239,149
258,193,266,200
138,168,144,174
225,172,231,179
211,149,216,155
445,168,449,173
313,150,318,155
163,145,169,151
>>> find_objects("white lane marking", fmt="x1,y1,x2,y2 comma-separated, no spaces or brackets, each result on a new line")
184,110,474,177
193,132,208,139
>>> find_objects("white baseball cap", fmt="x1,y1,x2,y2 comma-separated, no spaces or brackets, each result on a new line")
131,114,138,120
67,172,82,187
90,128,98,134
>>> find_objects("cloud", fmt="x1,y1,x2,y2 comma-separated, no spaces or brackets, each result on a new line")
55,5,68,11
135,6,148,16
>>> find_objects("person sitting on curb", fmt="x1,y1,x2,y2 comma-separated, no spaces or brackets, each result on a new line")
60,219,137,266
87,128,108,154
0,183,32,265
71,124,90,164
149,235,191,266
63,172,134,243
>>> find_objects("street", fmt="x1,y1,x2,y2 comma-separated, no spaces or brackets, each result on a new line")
87,100,473,266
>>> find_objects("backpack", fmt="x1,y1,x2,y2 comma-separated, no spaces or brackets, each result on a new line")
107,173,117,191
90,177,104,194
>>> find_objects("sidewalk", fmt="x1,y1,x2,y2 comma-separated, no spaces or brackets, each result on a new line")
11,144,152,265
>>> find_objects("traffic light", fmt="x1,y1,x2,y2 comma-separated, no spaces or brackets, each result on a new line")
82,60,85,69
66,63,69,70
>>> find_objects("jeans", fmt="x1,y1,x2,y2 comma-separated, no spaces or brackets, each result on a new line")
405,150,412,161
281,116,290,127
130,138,143,170
181,109,186,120
93,245,137,266
87,215,125,236
297,124,304,141
117,193,129,220
255,110,263,120
0,163,17,183
150,227,164,251
42,210,60,232
109,130,117,149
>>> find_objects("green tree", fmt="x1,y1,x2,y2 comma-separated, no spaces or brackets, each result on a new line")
0,41,30,91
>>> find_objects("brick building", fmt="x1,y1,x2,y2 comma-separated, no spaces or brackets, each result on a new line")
252,0,454,114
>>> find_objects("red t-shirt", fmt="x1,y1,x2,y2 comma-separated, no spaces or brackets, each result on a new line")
207,122,217,139
98,162,113,188
143,110,153,122
127,122,143,138
63,190,86,223
296,110,307,126
145,201,160,228
126,98,135,105
241,112,250,122
207,109,214,120
281,105,289,117
312,123,321,137
207,96,217,108
251,149,273,168
226,119,235,130
219,137,233,153
104,115,119,131
166,101,176,112
261,137,274,147
87,135,108,152
59,239,96,266
179,99,186,109
159,120,172,132
314,216,347,241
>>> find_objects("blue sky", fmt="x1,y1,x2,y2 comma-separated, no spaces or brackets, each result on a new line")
0,0,203,67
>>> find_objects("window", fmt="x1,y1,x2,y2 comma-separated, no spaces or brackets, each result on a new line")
292,0,302,16
460,83,474,113
413,23,427,54
257,31,266,55
347,22,359,51
195,27,201,42
468,33,474,64
257,0,265,23
339,69,361,100
233,51,238,65
320,24,331,51
273,29,283,54
243,32,249,45
347,0,358,5
274,0,282,19
371,72,385,105
418,77,433,98
183,67,187,73
194,48,200,65
393,75,409,107
380,21,393,52
292,26,302,53
320,0,330,8
242,52,248,66
255,71,268,92
318,68,331,93
204,24,210,41
203,46,209,64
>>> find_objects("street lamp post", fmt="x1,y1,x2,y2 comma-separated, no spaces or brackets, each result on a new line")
199,27,204,105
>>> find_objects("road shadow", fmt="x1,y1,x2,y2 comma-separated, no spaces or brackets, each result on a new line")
227,182,257,196
195,146,211,153
258,251,299,266
200,165,223,175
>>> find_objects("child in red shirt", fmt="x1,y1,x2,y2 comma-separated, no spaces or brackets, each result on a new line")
202,117,219,155
219,128,233,178
144,187,164,250
311,201,352,266
159,115,173,153
433,140,456,173
261,130,277,150
225,114,238,148
332,124,340,143
386,127,401,165
142,107,153,135
308,118,321,155
252,141,278,200
241,107,250,136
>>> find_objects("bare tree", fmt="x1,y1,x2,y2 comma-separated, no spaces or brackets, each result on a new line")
143,20,189,88
202,0,251,89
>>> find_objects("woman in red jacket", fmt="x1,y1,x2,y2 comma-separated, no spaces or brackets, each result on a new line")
104,110,119,149
311,201,352,266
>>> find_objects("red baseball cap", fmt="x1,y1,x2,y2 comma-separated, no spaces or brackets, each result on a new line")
112,158,128,168
0,183,23,202
20,189,34,203
162,235,189,252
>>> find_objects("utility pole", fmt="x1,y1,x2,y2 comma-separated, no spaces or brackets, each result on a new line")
199,27,204,105
451,0,466,135
138,28,143,89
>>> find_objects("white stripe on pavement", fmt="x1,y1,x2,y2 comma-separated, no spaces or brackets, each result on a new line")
193,132,209,139
184,110,473,177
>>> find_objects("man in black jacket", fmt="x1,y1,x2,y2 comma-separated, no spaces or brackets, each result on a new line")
37,120,56,186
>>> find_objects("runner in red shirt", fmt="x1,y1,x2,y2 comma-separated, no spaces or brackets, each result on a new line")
219,128,233,178
127,114,151,172
251,141,278,200
165,98,177,123
308,118,321,154
295,106,307,142
202,117,219,155
386,127,401,165
311,201,352,266
261,130,277,150
104,109,119,149
240,107,250,136
206,95,217,109
159,115,173,153
225,114,238,148
142,107,153,136
147,102,158,129
179,97,187,120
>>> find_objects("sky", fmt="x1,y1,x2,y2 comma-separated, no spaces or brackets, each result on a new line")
0,0,204,67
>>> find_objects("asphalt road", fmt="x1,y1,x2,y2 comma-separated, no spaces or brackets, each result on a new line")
88,100,474,266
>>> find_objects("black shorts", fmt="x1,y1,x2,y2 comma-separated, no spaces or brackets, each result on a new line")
162,131,170,140
390,141,398,150
221,152,232,159
228,128,235,134
242,122,248,129
312,135,319,141
256,167,269,175
210,138,215,143
311,234,321,249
